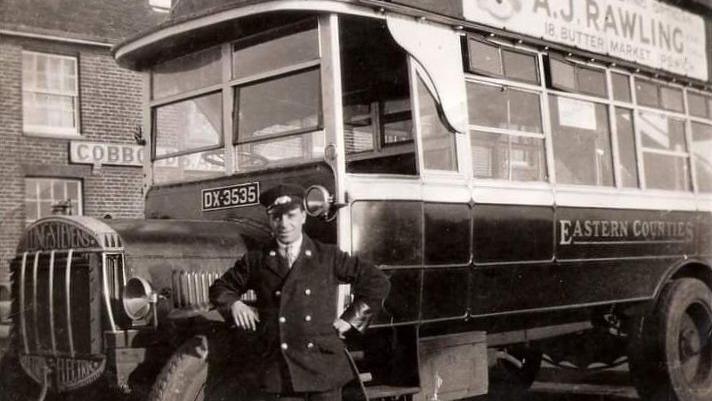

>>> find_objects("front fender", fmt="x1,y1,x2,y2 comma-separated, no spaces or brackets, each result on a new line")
103,218,269,327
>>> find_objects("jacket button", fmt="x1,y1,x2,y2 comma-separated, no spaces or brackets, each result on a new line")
279,317,286,323
275,290,281,297
305,250,312,257
269,250,276,256
305,289,311,295
281,343,288,350
304,315,311,322
306,342,314,349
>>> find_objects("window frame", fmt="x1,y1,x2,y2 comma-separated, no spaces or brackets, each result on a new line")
22,50,80,137
464,38,554,188
151,90,225,161
634,76,686,113
461,35,711,196
232,64,324,146
147,17,324,184
465,36,540,85
545,55,608,98
547,92,616,187
466,78,548,182
689,120,712,193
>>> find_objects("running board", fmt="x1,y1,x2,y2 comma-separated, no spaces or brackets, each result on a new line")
365,385,421,400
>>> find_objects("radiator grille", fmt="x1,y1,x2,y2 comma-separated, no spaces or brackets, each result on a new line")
172,269,256,309
11,251,102,357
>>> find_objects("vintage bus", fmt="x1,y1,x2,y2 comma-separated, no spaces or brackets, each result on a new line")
3,1,712,401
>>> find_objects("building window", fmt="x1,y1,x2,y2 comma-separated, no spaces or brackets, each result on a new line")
22,51,79,136
25,178,82,224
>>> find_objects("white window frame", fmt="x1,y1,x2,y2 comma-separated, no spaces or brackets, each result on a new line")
148,18,324,185
465,39,548,186
24,177,83,225
22,51,80,137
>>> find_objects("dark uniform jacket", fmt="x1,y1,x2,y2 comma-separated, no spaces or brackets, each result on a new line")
209,235,390,393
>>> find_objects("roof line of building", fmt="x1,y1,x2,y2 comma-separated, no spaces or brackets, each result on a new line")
0,29,113,48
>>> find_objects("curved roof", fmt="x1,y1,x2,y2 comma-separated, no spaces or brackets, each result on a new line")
113,0,365,69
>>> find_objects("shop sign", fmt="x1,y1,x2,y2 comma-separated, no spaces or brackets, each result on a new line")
70,141,144,167
463,0,708,80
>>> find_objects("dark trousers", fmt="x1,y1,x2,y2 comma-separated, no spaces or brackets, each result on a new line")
276,388,342,401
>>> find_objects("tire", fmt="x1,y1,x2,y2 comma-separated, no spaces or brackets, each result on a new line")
148,336,210,401
628,278,712,401
489,346,542,399
148,334,259,401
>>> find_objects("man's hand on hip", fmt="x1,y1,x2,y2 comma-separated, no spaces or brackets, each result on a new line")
332,318,351,339
230,300,260,331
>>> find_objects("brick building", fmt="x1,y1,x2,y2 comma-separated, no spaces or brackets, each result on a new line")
0,1,165,282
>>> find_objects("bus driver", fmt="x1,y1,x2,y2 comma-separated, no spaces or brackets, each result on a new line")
209,184,390,401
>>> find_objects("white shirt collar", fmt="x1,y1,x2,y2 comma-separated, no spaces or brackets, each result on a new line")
276,234,303,255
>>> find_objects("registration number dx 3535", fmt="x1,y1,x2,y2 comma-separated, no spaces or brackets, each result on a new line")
202,182,260,211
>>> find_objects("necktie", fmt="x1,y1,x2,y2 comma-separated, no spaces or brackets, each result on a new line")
282,244,297,268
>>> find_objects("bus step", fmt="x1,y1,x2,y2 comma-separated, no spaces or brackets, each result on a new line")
365,385,420,400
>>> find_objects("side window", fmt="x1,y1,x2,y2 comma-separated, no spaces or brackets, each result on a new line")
416,75,458,171
466,37,539,84
635,78,685,113
638,112,690,191
687,91,712,119
611,72,632,103
691,122,712,193
549,95,614,186
22,51,79,136
25,178,82,224
615,108,639,188
341,17,416,175
467,82,546,181
547,57,607,98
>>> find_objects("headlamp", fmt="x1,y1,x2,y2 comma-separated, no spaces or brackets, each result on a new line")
122,276,155,321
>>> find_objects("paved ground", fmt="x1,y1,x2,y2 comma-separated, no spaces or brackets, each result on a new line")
0,359,642,401
487,364,639,401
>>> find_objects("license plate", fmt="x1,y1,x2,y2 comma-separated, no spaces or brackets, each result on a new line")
202,182,260,211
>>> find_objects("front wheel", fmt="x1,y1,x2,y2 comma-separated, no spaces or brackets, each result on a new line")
628,278,712,401
148,336,209,401
148,333,262,401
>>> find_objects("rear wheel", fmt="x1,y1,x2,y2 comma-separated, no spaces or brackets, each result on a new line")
628,278,712,401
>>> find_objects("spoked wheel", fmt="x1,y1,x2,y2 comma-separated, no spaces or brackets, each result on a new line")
629,278,712,401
